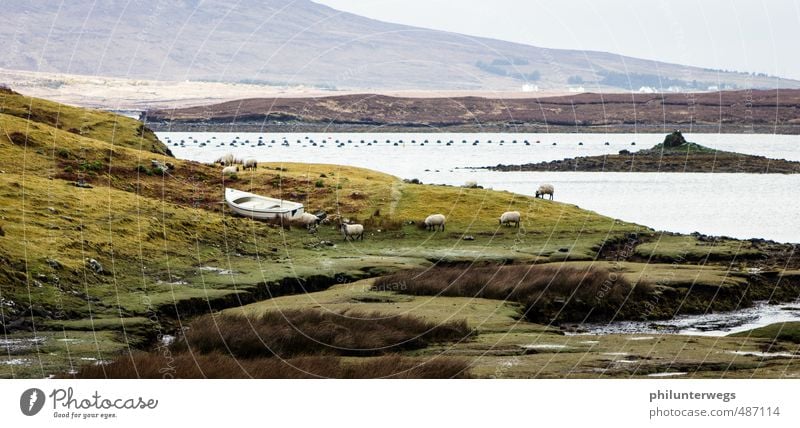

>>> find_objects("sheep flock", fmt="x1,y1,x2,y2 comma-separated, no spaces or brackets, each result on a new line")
215,154,558,242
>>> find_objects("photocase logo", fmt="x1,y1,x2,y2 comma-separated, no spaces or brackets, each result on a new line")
20,388,45,416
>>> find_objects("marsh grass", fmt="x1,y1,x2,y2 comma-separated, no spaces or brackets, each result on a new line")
174,310,473,358
72,352,471,379
359,215,404,231
374,264,654,323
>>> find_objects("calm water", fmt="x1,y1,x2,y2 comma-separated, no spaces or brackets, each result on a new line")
568,300,800,337
162,132,800,243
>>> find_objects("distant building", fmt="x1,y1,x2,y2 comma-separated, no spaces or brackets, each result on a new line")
707,85,719,91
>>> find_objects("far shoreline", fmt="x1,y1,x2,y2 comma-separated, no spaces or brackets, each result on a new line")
144,122,800,134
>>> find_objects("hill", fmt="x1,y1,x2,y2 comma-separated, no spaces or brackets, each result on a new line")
143,89,800,134
490,131,800,173
0,0,796,91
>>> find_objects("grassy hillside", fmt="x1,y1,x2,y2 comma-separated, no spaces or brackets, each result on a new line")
2,90,799,378
1,87,169,155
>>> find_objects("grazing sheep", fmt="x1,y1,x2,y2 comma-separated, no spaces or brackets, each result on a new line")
535,184,555,200
243,158,258,171
499,211,521,228
340,223,364,241
424,214,446,231
217,153,236,166
222,165,239,175
296,212,320,230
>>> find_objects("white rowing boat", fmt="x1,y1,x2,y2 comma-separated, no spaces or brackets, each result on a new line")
224,188,304,220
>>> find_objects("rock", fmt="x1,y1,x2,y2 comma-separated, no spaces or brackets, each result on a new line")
463,235,475,241
663,130,687,148
46,258,63,270
86,258,104,274
30,305,54,319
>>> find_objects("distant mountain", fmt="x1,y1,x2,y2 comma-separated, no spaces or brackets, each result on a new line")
1,0,797,91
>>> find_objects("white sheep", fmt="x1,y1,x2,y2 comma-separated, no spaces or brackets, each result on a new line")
340,223,364,241
535,184,554,200
499,211,521,228
217,153,236,166
243,158,258,171
424,214,446,231
222,165,239,175
296,212,320,230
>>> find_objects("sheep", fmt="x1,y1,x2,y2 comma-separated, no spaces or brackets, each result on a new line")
222,165,239,175
499,211,521,228
535,184,554,200
424,214,446,231
243,158,258,171
296,212,320,230
86,258,103,274
217,153,236,166
340,223,364,241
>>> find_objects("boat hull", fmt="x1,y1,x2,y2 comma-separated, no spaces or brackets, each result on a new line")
224,188,304,220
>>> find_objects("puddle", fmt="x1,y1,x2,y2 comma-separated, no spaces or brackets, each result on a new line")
728,350,799,358
0,337,45,352
521,344,569,350
568,300,800,337
2,358,31,366
198,266,235,275
160,335,175,346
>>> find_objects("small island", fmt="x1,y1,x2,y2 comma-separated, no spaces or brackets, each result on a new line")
490,131,800,173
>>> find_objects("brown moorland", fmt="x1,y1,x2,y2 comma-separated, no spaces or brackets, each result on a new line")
144,90,800,133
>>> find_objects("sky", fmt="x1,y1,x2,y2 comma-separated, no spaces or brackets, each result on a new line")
315,0,800,80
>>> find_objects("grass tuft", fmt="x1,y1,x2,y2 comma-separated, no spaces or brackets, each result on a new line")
374,264,654,323
173,309,473,358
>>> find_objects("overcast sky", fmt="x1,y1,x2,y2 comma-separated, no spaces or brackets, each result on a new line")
315,0,800,80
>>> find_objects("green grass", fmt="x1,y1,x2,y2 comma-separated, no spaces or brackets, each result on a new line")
646,141,720,155
1,89,168,155
635,234,762,261
730,322,800,344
